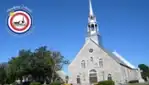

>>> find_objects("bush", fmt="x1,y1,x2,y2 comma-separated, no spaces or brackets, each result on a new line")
30,82,41,85
49,82,61,85
128,80,139,83
23,81,31,85
12,82,17,85
96,80,115,85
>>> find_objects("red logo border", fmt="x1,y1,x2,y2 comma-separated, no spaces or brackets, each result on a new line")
8,11,32,34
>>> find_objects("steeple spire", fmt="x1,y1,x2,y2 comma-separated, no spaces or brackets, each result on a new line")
89,0,94,16
86,0,102,46
88,0,96,23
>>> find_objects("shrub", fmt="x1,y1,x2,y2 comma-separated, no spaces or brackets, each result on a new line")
63,83,70,85
23,81,31,85
128,80,139,83
12,82,17,85
96,80,115,85
49,82,61,85
30,82,41,85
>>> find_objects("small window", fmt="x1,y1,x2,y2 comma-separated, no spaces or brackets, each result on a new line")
99,58,103,68
77,75,81,84
91,24,94,31
90,16,94,20
91,24,94,28
90,57,93,62
95,24,97,28
107,74,112,80
81,60,86,68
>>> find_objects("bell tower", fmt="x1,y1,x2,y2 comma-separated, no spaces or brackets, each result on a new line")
86,0,102,46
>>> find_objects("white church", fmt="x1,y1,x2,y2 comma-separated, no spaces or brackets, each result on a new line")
68,0,144,85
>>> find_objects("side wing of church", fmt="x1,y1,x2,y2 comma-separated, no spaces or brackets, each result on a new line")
68,0,144,85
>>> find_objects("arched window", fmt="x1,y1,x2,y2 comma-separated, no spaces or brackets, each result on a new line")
107,74,112,80
91,24,94,31
90,16,94,20
89,69,97,84
81,60,85,68
90,57,93,62
77,75,81,84
95,24,97,28
99,58,103,68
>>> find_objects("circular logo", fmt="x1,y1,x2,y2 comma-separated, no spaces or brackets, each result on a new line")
7,11,32,34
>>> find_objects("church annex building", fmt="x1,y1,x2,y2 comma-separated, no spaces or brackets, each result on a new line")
68,0,144,85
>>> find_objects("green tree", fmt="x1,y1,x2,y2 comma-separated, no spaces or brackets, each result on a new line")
6,49,32,83
32,46,69,82
50,51,69,82
6,46,69,84
0,63,7,85
138,64,149,81
30,46,53,82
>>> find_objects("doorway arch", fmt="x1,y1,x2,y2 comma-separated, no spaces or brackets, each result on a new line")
89,69,97,84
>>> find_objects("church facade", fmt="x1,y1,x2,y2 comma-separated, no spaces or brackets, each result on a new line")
68,0,144,85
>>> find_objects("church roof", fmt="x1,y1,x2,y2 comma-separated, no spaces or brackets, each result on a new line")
90,39,136,69
112,51,136,69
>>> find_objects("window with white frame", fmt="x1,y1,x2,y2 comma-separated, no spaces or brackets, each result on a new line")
99,58,103,68
107,74,112,80
81,60,86,68
77,75,81,84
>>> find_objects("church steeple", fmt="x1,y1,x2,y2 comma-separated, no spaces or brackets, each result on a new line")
86,0,102,46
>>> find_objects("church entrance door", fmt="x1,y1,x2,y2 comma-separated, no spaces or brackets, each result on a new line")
89,69,97,84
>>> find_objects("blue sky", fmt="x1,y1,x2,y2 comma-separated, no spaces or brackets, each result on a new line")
0,0,149,73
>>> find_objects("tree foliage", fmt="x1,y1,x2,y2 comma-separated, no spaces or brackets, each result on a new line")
0,46,69,84
138,64,149,81
0,63,7,85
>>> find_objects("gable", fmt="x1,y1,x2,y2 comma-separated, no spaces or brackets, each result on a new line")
68,39,90,68
68,38,136,73
69,39,119,69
